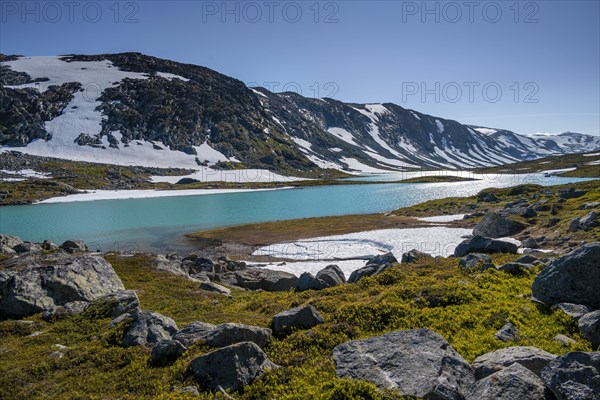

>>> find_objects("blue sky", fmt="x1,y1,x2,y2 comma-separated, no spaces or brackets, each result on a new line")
1,0,599,136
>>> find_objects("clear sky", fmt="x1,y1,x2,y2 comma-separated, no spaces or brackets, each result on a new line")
1,0,599,136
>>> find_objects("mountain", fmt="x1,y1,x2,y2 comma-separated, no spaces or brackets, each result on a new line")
1,53,598,173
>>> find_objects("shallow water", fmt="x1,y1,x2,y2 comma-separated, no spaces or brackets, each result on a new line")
0,173,594,252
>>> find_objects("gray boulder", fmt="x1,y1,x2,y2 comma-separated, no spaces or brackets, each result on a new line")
458,253,493,272
578,311,600,349
59,239,88,254
554,334,576,346
315,265,346,287
541,352,600,400
333,328,474,399
531,243,600,308
203,323,272,348
401,249,433,264
0,253,125,318
272,305,324,336
172,322,216,347
41,240,59,251
454,236,518,257
554,303,592,320
149,339,187,366
495,322,519,342
465,363,547,400
113,310,179,347
580,202,600,210
580,211,598,231
296,272,328,291
472,346,557,379
0,244,16,254
189,341,278,392
473,212,526,238
42,300,89,321
348,252,398,283
233,268,298,292
568,218,581,233
516,254,539,264
151,254,187,276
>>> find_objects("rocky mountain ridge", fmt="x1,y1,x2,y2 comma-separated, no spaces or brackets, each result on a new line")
1,52,598,173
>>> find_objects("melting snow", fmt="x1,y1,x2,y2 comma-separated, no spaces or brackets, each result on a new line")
156,72,190,82
327,127,360,147
418,214,466,223
435,120,445,133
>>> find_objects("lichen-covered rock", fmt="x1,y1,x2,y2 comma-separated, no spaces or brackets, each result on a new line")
495,322,520,342
472,346,557,379
113,310,178,347
149,339,187,367
401,249,432,264
531,243,600,308
0,253,125,318
465,363,547,400
172,322,216,347
272,305,324,336
190,342,278,392
578,310,600,349
59,239,88,254
233,269,298,292
348,252,398,283
203,323,272,348
333,328,474,399
454,236,518,257
541,352,600,400
473,212,526,238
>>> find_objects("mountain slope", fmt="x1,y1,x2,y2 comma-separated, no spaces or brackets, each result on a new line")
1,53,598,173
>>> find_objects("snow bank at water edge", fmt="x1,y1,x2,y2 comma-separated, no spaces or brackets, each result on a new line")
37,187,292,204
418,214,466,223
150,169,305,183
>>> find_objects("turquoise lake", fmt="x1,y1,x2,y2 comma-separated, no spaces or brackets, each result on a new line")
0,173,595,252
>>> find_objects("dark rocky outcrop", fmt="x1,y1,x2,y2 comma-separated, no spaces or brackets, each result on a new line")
401,249,433,263
348,252,397,283
333,328,474,398
541,352,600,400
172,322,217,348
149,339,187,367
495,322,519,342
473,212,526,238
458,253,493,272
230,269,298,292
59,239,88,254
554,303,592,321
189,342,278,392
531,243,600,308
271,305,324,337
454,236,518,257
203,323,272,348
296,265,346,291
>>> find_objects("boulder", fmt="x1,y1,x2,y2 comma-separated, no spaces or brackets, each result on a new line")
348,252,398,283
578,311,600,349
113,310,179,347
580,202,600,210
0,253,125,318
473,212,526,238
495,322,519,342
580,211,598,231
149,339,187,366
296,272,328,291
401,249,433,263
0,245,16,254
333,328,474,398
522,238,540,249
90,290,140,319
199,282,231,297
498,262,534,275
502,201,537,219
151,254,187,276
233,268,298,292
541,352,600,400
272,305,324,336
41,240,59,251
553,334,576,346
465,363,547,400
558,188,587,199
458,253,493,272
554,303,592,320
472,346,557,379
59,239,88,254
516,254,539,264
454,236,518,257
478,192,498,202
189,342,278,392
315,265,346,287
568,218,581,233
531,243,600,308
203,323,272,348
13,242,42,253
172,322,216,347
